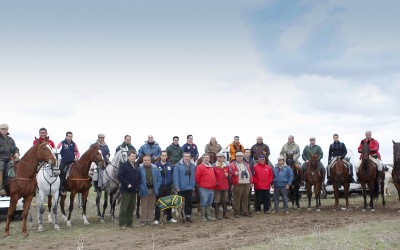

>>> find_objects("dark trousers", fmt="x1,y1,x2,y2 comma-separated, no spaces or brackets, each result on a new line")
155,185,173,221
255,189,270,212
178,189,192,217
119,192,137,226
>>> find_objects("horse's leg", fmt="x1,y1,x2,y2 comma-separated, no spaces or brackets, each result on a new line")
360,182,367,211
369,181,375,212
28,202,34,228
4,193,19,237
67,191,76,226
295,185,300,208
53,190,60,230
315,182,320,212
21,195,34,237
37,193,45,232
380,174,385,208
101,191,108,223
333,181,339,211
47,195,53,223
109,192,115,221
344,178,350,210
60,194,68,222
306,183,312,210
82,190,90,225
95,190,101,219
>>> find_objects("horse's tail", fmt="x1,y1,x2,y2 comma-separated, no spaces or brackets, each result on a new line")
374,176,380,199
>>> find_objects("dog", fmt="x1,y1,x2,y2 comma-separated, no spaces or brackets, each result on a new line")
156,195,185,224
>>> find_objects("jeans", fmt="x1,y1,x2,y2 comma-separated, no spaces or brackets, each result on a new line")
199,187,214,207
273,187,289,212
178,189,193,217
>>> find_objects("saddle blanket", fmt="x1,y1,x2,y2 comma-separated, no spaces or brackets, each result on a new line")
157,195,184,210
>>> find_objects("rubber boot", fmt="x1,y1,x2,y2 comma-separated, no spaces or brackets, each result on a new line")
0,171,5,196
201,206,207,222
205,206,216,221
222,202,230,219
214,202,222,220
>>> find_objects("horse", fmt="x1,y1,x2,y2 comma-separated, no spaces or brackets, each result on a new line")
285,152,302,209
35,163,61,231
392,140,400,212
4,138,57,237
357,140,385,212
95,147,128,222
59,143,104,226
304,154,322,211
330,158,350,211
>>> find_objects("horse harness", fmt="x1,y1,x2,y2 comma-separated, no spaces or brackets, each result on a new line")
39,164,60,195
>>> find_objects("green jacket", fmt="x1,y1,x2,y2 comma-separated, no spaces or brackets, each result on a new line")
166,143,183,165
302,144,323,162
116,142,137,155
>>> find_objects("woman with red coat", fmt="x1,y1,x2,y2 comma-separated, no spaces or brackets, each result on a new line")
253,154,273,214
213,153,230,219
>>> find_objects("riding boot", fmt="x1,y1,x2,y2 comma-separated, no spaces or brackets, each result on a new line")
205,206,215,221
214,202,222,220
222,202,230,219
201,207,207,222
0,171,6,196
326,175,332,185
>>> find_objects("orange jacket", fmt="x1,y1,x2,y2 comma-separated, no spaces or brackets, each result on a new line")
228,142,245,161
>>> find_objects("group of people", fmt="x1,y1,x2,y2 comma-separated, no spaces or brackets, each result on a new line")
0,123,384,227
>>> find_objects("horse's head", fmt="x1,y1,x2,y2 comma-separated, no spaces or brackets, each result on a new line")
361,140,370,161
393,140,400,163
207,152,217,164
285,153,294,167
35,137,57,167
310,154,319,165
89,143,104,166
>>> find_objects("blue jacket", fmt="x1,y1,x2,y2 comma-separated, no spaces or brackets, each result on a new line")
139,164,162,196
181,143,199,159
118,161,140,193
155,161,174,186
173,159,196,191
59,139,77,163
138,141,161,160
272,164,294,189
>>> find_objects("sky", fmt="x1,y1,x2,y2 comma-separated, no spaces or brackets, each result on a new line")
1,0,399,165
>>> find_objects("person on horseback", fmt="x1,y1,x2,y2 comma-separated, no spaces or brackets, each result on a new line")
355,130,383,179
138,135,162,162
204,137,222,154
301,137,325,183
326,134,355,185
182,134,199,163
0,123,19,196
166,136,183,166
57,131,80,195
250,136,270,162
116,135,137,154
226,136,245,162
92,133,110,191
33,127,55,148
280,135,301,165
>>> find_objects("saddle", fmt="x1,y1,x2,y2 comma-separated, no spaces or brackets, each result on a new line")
157,195,184,210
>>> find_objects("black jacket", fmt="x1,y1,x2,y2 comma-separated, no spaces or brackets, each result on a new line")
118,161,140,193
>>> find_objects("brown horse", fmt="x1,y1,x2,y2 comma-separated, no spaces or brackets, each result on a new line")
357,140,385,212
60,143,104,226
392,140,400,212
305,154,322,211
331,158,350,211
4,138,57,237
285,152,302,209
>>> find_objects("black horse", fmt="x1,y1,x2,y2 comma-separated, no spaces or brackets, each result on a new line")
285,153,302,209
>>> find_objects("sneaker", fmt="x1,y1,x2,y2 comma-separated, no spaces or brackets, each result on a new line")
153,220,159,225
264,210,270,214
255,211,260,214
169,218,177,223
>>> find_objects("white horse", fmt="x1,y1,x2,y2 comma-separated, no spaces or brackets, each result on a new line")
92,147,128,222
36,163,61,231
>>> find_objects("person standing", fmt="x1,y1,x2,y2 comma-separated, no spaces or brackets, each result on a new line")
116,135,137,154
166,136,183,166
204,137,222,154
154,151,176,224
213,152,230,219
173,152,196,222
272,156,293,214
57,131,80,195
139,155,161,225
195,154,217,222
138,135,161,162
229,152,253,218
117,151,140,229
181,135,199,162
0,124,19,196
253,155,273,214
226,136,245,162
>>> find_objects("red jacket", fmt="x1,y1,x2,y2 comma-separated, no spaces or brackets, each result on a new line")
253,162,273,190
358,138,381,159
33,137,55,148
195,163,217,189
229,161,253,186
213,162,230,190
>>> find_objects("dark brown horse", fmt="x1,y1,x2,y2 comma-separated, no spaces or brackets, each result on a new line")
305,154,322,211
331,158,350,211
285,152,302,209
392,140,400,212
60,143,104,226
357,140,385,212
5,138,57,237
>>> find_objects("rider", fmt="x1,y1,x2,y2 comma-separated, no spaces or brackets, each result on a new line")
226,136,245,162
138,135,161,162
57,131,80,195
301,137,325,183
280,135,301,165
166,136,183,166
93,133,110,191
33,127,55,148
326,134,355,185
181,134,199,163
204,137,222,154
0,123,20,196
116,135,137,154
355,130,383,179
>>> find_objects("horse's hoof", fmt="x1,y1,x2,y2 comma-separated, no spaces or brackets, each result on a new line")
371,209,375,212
38,227,44,232
307,208,312,211
362,209,366,212
84,220,90,225
23,233,29,237
4,233,10,238
55,225,61,230
316,209,320,212
67,221,72,227
100,219,105,224
28,223,34,228
62,215,67,223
